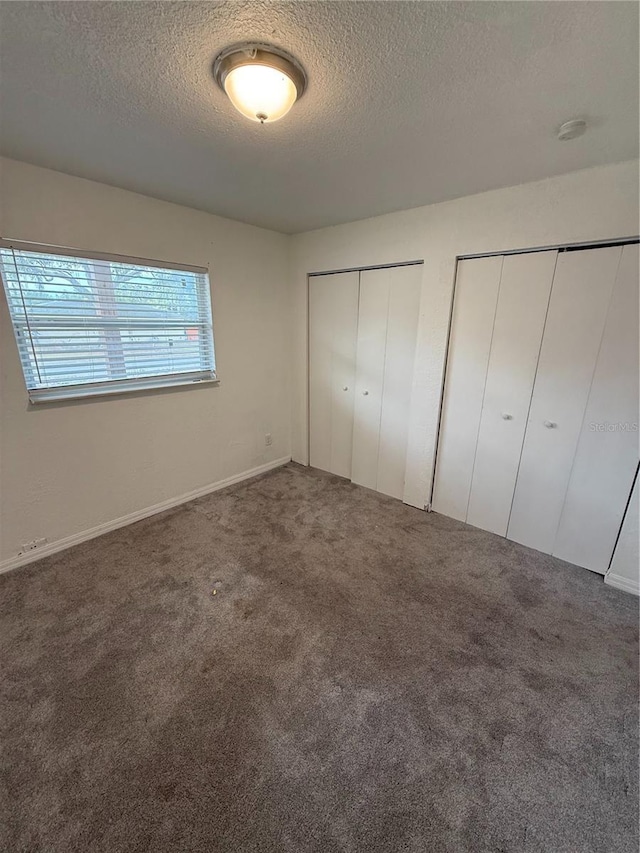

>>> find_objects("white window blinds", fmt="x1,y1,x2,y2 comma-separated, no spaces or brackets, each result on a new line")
0,242,216,403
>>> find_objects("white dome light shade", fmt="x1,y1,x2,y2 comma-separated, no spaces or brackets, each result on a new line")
224,64,297,123
213,44,307,124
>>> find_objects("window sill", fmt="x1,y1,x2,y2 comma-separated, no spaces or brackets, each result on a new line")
28,374,220,404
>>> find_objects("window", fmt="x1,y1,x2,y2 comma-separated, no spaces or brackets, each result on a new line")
0,241,216,403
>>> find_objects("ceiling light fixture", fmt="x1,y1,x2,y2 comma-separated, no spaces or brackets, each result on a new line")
557,119,587,141
213,43,307,124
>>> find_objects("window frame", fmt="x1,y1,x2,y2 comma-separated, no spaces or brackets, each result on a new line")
0,239,219,404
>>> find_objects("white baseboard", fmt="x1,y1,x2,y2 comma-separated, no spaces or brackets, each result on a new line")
0,456,291,576
604,571,640,596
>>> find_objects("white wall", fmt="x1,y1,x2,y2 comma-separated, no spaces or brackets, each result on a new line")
2,157,638,570
290,160,639,509
0,158,291,566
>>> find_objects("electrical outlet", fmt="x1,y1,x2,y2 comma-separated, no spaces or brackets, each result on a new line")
264,433,273,447
20,537,48,554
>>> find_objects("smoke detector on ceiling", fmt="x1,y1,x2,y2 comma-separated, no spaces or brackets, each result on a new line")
557,119,587,141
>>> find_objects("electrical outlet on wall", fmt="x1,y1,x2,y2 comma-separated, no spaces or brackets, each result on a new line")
264,433,273,447
19,537,48,555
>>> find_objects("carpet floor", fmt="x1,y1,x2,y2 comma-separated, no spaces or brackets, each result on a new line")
1,463,638,852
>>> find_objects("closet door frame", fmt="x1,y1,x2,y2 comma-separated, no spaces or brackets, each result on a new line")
306,259,424,482
430,235,640,511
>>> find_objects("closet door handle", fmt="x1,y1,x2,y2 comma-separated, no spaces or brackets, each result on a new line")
502,413,513,420
544,420,558,429
342,386,349,391
362,390,369,396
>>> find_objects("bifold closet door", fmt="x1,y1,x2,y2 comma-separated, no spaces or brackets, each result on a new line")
552,243,639,573
376,265,422,499
432,251,556,527
432,256,503,520
351,264,422,499
465,251,556,535
308,271,359,478
507,246,623,554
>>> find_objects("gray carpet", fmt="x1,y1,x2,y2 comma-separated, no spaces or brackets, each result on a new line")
1,463,638,853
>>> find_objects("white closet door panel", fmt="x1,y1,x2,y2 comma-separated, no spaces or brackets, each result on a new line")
328,276,360,478
377,265,422,499
309,272,359,477
432,256,503,520
608,472,639,591
467,251,556,535
554,243,639,573
351,269,390,490
309,276,334,472
507,246,623,554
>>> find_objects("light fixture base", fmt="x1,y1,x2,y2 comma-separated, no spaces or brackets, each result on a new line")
557,119,587,141
213,42,307,101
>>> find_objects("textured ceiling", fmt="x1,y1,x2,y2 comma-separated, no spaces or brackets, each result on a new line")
0,1,638,233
